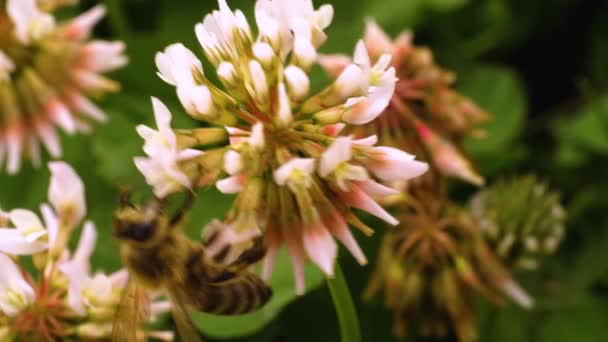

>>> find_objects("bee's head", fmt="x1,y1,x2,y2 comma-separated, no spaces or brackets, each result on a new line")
113,196,168,246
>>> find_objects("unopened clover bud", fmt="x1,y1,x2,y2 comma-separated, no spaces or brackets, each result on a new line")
334,64,363,99
256,11,280,50
74,323,112,338
177,84,215,120
293,37,317,71
217,62,238,87
284,65,310,101
277,83,293,126
253,42,275,69
155,43,203,86
176,127,228,148
247,60,269,107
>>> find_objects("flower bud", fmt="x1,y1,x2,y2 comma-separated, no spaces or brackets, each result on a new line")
217,61,238,88
293,37,317,71
177,84,215,120
247,60,269,107
284,65,310,101
253,42,275,69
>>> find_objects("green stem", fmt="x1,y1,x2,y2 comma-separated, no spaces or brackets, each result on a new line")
327,262,362,342
104,0,130,37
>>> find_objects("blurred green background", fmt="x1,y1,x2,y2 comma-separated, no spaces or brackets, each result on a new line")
3,0,608,340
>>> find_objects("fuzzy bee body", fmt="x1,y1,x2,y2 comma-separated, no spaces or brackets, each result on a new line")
112,196,272,341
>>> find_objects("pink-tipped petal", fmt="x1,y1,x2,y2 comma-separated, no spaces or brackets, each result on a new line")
325,211,367,265
302,222,337,276
285,238,306,295
6,127,23,175
337,183,399,225
317,54,352,79
64,4,106,40
261,243,280,281
354,180,400,197
35,121,61,157
47,99,76,135
363,19,393,59
68,92,107,122
216,174,247,194
367,146,428,182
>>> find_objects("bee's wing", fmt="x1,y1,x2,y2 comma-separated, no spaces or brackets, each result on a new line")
167,287,203,342
111,277,150,342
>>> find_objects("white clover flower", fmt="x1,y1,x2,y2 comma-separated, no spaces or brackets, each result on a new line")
0,253,35,316
0,162,170,339
134,154,197,198
140,0,428,293
135,98,204,197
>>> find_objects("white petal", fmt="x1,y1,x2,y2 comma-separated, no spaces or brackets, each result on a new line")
249,122,265,149
367,146,428,182
71,221,97,275
216,175,245,194
0,229,48,255
0,253,35,316
334,64,363,98
284,65,310,101
223,150,242,175
9,209,44,232
319,137,352,177
302,223,337,276
48,161,86,225
273,158,315,186
40,204,58,248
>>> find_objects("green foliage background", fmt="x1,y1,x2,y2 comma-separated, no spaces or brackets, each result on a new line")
2,0,608,340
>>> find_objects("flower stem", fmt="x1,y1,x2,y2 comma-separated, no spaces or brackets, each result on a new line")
327,262,362,342
104,0,130,37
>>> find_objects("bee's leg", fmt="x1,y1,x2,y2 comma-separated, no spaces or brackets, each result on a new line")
209,238,267,282
229,237,266,269
170,191,195,227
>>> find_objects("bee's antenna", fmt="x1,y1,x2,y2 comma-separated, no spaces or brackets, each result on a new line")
119,187,135,208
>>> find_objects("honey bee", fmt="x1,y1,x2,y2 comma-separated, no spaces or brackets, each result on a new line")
111,193,272,342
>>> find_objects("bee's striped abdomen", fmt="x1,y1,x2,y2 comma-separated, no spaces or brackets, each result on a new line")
183,246,272,315
196,274,272,315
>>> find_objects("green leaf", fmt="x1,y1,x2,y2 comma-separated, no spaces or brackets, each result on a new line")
192,248,325,339
588,3,608,88
540,295,608,342
362,0,468,32
459,65,527,158
554,96,608,166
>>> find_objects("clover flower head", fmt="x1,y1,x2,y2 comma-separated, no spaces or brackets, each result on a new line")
0,0,127,174
0,162,171,340
135,0,428,294
318,20,489,186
